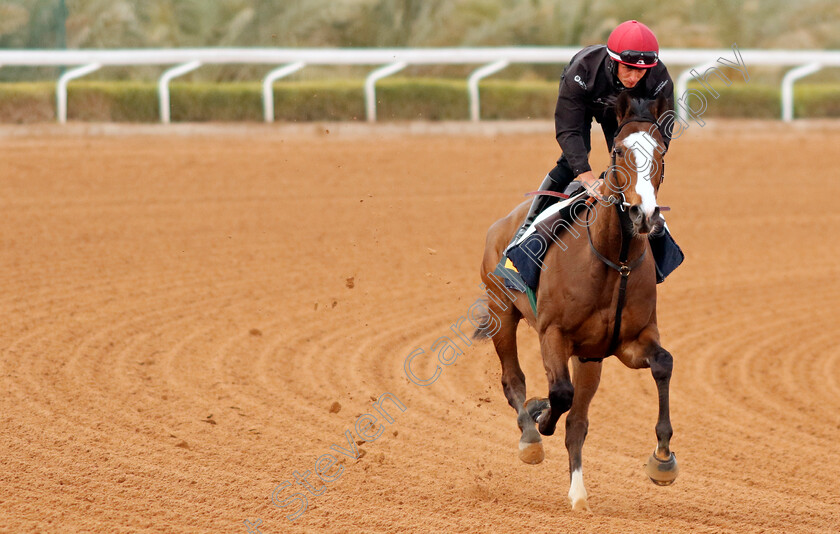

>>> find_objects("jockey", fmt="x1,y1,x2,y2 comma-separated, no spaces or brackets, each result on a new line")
506,20,675,251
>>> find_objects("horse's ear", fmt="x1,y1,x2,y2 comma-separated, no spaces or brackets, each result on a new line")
615,91,632,122
650,93,670,122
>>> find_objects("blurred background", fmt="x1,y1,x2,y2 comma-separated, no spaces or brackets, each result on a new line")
4,0,840,49
3,0,840,77
1,0,838,121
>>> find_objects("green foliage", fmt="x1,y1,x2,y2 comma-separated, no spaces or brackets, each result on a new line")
689,82,781,118
377,78,468,120
794,84,840,118
68,81,158,120
3,1,840,80
686,83,840,119
271,81,365,122
480,80,557,119
0,0,66,48
0,82,53,122
169,82,262,121
2,0,839,93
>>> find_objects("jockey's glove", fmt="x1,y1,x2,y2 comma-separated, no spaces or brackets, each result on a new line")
649,213,666,239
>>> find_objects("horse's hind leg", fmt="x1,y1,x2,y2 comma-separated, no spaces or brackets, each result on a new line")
564,357,603,512
491,307,544,464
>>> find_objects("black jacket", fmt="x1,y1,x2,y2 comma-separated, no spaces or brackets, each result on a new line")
555,45,674,176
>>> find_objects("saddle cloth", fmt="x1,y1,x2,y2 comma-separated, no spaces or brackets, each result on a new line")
495,192,684,311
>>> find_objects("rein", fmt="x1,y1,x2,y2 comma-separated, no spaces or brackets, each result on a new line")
525,188,670,212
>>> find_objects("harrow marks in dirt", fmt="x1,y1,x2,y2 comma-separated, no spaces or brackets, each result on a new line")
0,123,838,533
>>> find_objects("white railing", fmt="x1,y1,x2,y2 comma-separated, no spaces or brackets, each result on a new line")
468,59,509,122
781,63,822,122
0,47,836,123
364,61,407,122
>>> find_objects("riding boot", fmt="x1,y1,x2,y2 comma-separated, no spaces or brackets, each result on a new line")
504,173,564,253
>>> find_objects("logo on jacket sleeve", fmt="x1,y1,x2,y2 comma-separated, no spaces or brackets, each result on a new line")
573,75,587,90
653,81,667,95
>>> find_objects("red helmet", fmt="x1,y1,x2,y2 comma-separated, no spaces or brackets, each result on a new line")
607,20,659,69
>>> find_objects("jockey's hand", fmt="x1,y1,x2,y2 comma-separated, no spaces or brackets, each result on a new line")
576,171,601,196
649,212,667,238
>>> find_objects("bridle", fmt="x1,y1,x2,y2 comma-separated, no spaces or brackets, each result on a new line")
607,117,666,206
578,117,665,362
574,118,667,211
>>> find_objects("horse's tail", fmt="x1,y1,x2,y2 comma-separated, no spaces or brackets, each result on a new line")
471,299,495,341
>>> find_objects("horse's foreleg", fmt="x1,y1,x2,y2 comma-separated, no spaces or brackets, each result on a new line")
492,309,544,464
649,346,673,458
617,334,679,486
644,345,679,485
565,357,602,512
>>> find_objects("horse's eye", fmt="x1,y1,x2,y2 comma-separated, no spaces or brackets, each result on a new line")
615,149,623,157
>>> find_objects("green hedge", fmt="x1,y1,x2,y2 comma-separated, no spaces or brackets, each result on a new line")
0,82,55,122
0,79,839,123
684,83,780,119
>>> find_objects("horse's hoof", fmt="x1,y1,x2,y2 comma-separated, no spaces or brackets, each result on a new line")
524,397,550,423
569,496,591,512
518,440,544,464
645,450,679,486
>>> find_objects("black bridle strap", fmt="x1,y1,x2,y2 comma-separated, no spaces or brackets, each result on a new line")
579,200,647,363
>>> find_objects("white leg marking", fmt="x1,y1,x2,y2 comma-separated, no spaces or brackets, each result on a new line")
568,467,589,510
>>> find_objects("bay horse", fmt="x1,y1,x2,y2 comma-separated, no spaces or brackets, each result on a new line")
476,92,678,511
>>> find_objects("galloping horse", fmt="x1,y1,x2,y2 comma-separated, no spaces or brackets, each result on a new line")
476,92,678,511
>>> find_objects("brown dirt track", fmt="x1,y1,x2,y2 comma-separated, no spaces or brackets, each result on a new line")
1,120,839,533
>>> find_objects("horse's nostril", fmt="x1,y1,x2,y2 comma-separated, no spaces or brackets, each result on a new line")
629,204,643,222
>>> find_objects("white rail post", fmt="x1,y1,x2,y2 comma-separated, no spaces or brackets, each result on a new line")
365,62,407,122
781,63,822,122
56,63,101,124
262,62,306,123
675,61,717,123
468,60,508,122
158,60,202,124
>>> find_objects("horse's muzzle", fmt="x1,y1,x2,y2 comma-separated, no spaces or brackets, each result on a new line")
629,205,661,235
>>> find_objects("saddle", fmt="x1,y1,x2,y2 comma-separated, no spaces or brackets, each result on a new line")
506,191,590,291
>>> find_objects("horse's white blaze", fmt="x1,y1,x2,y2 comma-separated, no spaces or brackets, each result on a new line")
568,467,588,506
623,131,658,217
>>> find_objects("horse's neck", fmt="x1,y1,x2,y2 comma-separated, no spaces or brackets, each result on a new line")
589,201,646,264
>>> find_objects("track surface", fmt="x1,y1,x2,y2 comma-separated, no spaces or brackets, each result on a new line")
1,122,839,533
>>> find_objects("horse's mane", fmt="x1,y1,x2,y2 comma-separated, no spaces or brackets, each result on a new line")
621,96,658,124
